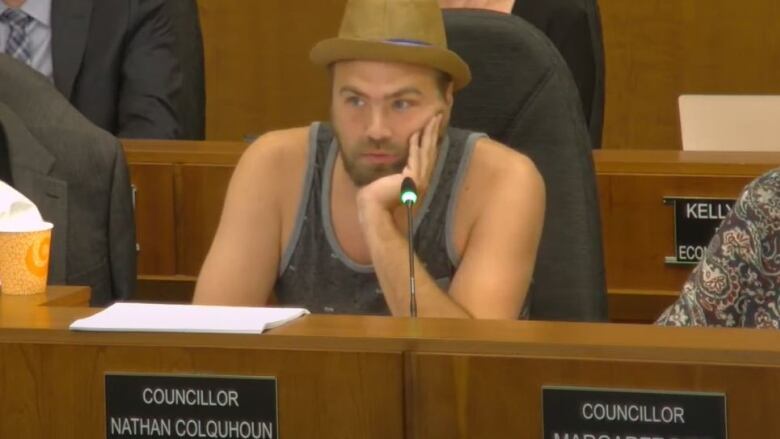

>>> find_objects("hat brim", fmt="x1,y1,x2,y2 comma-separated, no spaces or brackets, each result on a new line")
310,38,471,91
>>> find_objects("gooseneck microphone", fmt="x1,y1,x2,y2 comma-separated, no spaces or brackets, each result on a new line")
400,177,418,318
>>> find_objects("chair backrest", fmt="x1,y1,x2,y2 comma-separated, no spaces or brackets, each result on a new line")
512,0,605,149
679,95,780,152
166,0,206,140
444,9,607,321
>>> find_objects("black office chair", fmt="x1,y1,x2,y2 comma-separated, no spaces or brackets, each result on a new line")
512,0,605,149
166,0,206,140
444,9,607,321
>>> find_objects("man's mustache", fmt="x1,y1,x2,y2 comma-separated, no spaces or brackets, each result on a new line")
355,140,406,153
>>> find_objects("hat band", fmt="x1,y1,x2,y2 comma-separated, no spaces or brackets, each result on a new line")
385,38,432,47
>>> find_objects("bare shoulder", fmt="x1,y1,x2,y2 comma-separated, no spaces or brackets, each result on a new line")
230,126,311,199
239,126,310,173
468,137,544,197
452,136,544,250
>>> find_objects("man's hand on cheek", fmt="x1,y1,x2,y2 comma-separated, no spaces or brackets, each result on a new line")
356,113,443,219
404,112,443,198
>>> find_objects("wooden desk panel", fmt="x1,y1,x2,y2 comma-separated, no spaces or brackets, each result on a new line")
123,139,246,165
129,164,177,275
0,344,403,438
595,150,780,322
0,289,405,439
0,288,780,439
410,353,780,438
4,347,402,437
177,164,234,275
4,291,780,437
598,173,754,291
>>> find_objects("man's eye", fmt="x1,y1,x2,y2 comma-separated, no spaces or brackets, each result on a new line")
392,100,412,111
346,96,365,107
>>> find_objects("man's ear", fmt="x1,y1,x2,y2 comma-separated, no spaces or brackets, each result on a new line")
444,81,455,108
437,82,455,135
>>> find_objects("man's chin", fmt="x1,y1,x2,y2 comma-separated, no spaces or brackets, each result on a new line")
348,168,398,187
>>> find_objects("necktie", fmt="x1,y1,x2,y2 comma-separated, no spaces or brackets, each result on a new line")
0,8,33,65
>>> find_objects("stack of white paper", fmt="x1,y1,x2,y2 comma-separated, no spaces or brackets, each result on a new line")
69,302,309,334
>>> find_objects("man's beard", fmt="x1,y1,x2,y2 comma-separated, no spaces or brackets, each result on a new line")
336,136,409,187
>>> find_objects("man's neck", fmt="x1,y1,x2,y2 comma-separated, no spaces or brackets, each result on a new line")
331,153,362,205
2,0,26,9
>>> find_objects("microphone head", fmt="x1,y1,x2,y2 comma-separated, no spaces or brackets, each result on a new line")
400,177,418,205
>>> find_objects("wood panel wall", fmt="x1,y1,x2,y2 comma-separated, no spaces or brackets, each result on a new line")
198,0,345,140
196,0,780,150
600,0,780,150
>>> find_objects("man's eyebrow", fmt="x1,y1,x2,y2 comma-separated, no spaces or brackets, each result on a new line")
339,86,366,96
338,86,423,98
387,87,422,98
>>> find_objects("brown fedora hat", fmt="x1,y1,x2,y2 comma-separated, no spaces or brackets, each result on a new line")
310,0,471,90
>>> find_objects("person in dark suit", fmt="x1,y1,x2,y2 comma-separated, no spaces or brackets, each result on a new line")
0,0,183,139
0,54,137,305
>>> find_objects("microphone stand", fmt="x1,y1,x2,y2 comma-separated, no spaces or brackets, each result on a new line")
400,177,418,318
405,202,417,318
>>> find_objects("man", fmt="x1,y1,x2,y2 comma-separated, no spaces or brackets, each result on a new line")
0,0,182,139
0,55,137,306
657,169,780,328
194,0,545,319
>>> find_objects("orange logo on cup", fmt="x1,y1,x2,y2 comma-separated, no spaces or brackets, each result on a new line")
25,236,50,278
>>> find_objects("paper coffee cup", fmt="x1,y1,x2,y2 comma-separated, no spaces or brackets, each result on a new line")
0,222,53,296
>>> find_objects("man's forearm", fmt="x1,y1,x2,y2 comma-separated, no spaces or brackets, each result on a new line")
361,208,471,318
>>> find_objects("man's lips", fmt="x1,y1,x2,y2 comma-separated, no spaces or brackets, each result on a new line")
360,152,400,165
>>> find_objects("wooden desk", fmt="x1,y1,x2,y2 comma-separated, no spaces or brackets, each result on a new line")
596,150,780,321
124,140,780,321
0,288,405,438
2,289,780,437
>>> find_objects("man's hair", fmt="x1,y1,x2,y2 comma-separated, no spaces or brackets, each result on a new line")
435,71,453,97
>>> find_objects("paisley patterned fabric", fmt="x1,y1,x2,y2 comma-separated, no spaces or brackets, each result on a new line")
657,168,780,328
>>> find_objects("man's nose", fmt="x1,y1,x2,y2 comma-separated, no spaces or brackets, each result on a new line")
366,108,392,143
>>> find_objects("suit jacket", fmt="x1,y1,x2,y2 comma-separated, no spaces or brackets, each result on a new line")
0,55,137,306
51,0,183,139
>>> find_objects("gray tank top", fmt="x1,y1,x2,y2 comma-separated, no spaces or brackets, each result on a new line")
274,122,484,315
